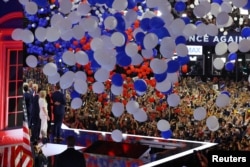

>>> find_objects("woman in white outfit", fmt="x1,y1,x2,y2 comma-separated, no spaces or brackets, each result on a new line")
39,90,50,141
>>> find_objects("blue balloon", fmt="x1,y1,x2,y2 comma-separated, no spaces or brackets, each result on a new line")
134,79,147,92
221,91,230,97
162,85,173,95
114,13,126,32
116,52,132,67
174,1,186,12
167,60,180,73
106,0,114,7
135,32,145,44
177,56,190,65
96,0,107,4
212,0,223,5
225,62,234,71
195,20,202,26
71,90,81,98
140,18,151,31
228,53,237,61
243,0,250,9
150,27,170,39
154,72,167,82
175,36,186,45
32,0,48,7
161,130,172,139
111,73,124,87
181,17,190,24
150,17,165,29
241,27,250,37
127,0,136,9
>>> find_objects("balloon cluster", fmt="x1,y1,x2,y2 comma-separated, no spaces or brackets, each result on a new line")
15,0,250,140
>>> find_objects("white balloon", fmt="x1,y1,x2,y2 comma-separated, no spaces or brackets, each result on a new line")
238,39,250,53
25,1,38,15
213,58,225,70
50,14,64,28
125,42,138,57
18,0,29,5
67,11,81,24
101,35,115,50
46,27,60,42
11,28,23,40
215,42,227,55
59,71,75,89
221,2,232,13
206,24,218,36
133,108,148,122
231,0,248,8
90,37,104,51
112,102,124,118
71,97,82,109
35,27,47,42
77,3,91,16
48,72,60,84
210,3,221,17
126,100,139,114
92,82,105,94
94,68,109,82
193,2,210,18
43,62,57,76
193,107,207,121
167,93,180,107
26,55,37,68
112,0,128,11
81,16,98,32
111,32,125,47
111,129,123,142
175,44,188,57
88,27,101,38
157,119,170,132
131,53,143,65
216,12,229,26
22,29,34,43
72,25,85,40
74,79,88,94
75,50,89,66
216,93,230,108
206,116,219,131
125,9,138,24
160,37,176,52
59,0,72,14
61,29,73,41
74,71,87,81
155,78,172,92
141,49,153,59
111,84,123,96
228,42,239,53
183,24,197,37
104,16,117,30
196,23,207,36
143,33,159,50
166,72,179,84
62,51,76,66
150,58,168,74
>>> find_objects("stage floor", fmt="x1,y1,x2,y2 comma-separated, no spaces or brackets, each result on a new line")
42,124,217,167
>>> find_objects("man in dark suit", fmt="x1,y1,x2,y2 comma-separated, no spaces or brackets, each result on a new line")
51,84,66,142
31,83,41,142
55,135,86,167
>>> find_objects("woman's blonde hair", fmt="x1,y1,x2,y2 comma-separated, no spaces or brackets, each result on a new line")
39,90,46,98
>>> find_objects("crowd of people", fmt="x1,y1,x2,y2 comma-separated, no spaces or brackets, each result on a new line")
23,71,250,155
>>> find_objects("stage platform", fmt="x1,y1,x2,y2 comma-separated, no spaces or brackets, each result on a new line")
42,124,217,167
